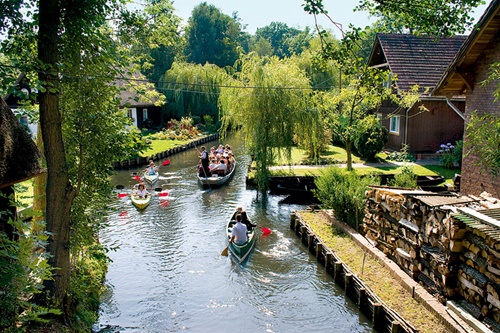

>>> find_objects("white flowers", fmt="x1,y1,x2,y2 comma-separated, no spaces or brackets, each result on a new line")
436,142,454,154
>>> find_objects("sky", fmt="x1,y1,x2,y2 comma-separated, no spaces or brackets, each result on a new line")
170,0,491,37
171,0,376,36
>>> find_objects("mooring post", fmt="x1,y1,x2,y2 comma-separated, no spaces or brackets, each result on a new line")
345,273,352,293
372,303,383,330
390,321,401,333
290,212,296,230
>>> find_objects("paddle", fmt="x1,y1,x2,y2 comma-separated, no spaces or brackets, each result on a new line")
261,227,272,235
162,159,171,166
221,245,229,256
117,193,128,198
116,185,125,190
133,175,141,181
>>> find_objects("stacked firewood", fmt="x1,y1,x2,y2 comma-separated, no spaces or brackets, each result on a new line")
364,187,500,326
363,188,468,297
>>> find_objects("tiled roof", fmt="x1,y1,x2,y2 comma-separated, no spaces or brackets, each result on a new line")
368,34,467,93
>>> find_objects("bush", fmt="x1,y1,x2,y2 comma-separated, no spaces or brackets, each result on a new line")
436,140,462,169
386,144,415,162
354,117,388,161
314,167,379,229
388,165,418,188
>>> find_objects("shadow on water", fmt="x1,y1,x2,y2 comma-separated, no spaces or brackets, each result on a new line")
95,133,373,333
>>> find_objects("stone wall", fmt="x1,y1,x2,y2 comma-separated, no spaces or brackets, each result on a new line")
461,33,500,199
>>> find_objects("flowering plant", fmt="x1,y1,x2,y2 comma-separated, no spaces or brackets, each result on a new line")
436,140,462,169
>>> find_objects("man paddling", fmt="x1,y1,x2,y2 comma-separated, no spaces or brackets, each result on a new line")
229,214,248,245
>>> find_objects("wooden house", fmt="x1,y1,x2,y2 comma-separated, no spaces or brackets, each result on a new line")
367,34,467,154
117,72,163,130
433,0,500,198
0,96,45,239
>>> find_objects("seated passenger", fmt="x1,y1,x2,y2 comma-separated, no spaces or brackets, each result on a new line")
231,206,256,230
213,160,227,174
134,184,149,198
229,214,248,245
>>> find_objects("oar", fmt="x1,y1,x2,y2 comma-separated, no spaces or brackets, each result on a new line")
162,159,171,166
261,227,272,235
221,245,229,256
116,185,125,190
154,187,169,197
133,175,141,181
117,193,128,198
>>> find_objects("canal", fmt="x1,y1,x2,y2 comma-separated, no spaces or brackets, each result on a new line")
95,135,373,333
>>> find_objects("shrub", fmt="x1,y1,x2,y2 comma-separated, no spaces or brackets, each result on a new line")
354,117,388,161
314,167,380,229
388,165,418,188
386,144,415,162
436,140,462,169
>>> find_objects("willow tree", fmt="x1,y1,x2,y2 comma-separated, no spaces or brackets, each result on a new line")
160,61,230,121
219,54,314,192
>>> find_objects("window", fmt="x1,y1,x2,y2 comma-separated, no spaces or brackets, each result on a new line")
389,116,400,134
143,108,148,120
127,109,133,118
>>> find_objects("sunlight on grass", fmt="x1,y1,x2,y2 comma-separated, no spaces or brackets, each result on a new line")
140,138,190,157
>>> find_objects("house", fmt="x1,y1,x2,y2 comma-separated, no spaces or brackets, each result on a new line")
433,0,500,198
367,34,467,154
117,71,164,130
0,96,45,239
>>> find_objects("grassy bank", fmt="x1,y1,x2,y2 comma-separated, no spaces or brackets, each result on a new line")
301,210,450,333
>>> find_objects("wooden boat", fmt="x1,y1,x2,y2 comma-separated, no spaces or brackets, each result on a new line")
131,194,151,210
226,215,256,264
144,171,159,184
198,161,236,188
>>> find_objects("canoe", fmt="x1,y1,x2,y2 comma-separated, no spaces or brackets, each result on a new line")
131,194,151,210
226,215,256,264
144,171,159,184
198,161,236,188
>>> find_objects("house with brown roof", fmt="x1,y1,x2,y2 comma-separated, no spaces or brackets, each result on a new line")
0,96,44,239
117,71,164,130
433,0,500,199
367,34,467,154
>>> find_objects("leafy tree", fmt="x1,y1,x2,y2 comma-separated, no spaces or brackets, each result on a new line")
354,115,388,160
184,2,242,67
466,112,500,177
118,0,184,83
254,22,310,58
219,54,314,192
159,61,229,121
356,0,485,36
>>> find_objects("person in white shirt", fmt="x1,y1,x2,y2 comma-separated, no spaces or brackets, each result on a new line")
135,184,149,198
214,160,227,173
230,214,248,245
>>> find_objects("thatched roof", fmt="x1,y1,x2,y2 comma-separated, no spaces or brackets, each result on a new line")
0,97,45,188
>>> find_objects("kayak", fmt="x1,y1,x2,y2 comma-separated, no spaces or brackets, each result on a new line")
226,214,256,263
131,194,151,210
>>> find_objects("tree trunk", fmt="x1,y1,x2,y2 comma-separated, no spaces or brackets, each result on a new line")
346,139,353,171
32,124,46,234
38,0,76,317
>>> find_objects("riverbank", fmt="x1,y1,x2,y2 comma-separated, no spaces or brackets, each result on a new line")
296,209,473,333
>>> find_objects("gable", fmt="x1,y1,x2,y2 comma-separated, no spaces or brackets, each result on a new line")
368,34,467,94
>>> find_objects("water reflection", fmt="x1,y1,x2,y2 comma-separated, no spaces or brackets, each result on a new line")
96,135,372,333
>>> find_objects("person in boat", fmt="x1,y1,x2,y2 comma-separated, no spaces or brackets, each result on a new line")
212,159,227,175
196,146,210,176
229,214,248,245
145,161,157,175
231,206,256,230
135,183,149,199
133,179,145,190
208,158,218,172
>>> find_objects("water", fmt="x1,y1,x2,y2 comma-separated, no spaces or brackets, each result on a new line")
96,135,372,333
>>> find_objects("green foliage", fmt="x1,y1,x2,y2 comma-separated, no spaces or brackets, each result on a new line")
160,61,229,121
184,3,241,67
313,167,379,228
386,144,415,162
68,243,110,332
203,115,217,133
466,112,500,177
0,217,60,330
388,165,418,188
219,54,312,192
254,22,312,58
356,0,485,36
354,115,388,161
436,140,463,169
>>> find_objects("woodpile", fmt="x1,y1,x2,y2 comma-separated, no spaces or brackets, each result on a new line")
363,187,500,327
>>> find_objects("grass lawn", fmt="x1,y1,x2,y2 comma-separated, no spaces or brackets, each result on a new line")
140,138,190,157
